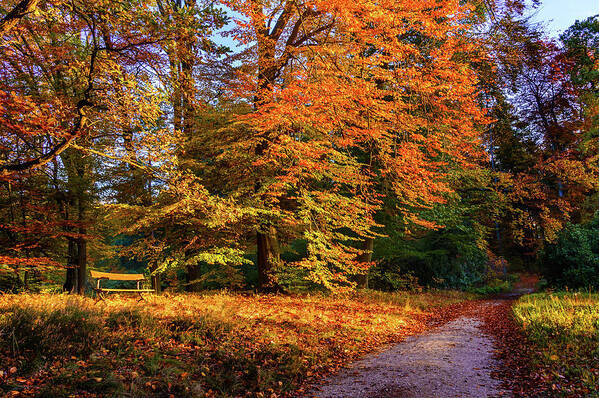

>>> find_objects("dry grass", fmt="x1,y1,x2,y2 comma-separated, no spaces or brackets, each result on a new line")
0,290,470,397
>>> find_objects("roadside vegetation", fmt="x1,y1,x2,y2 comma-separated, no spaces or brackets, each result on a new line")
513,293,599,397
0,291,472,397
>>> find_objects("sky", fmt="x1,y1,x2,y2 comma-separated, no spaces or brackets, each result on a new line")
532,0,599,35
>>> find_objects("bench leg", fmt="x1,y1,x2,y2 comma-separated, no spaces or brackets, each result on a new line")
94,291,106,304
137,292,145,302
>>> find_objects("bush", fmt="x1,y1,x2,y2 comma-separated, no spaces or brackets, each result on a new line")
539,213,599,289
371,237,488,290
368,263,420,291
0,270,44,293
468,278,512,295
0,272,23,293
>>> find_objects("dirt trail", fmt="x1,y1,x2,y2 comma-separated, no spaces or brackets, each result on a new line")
306,302,511,398
306,276,540,398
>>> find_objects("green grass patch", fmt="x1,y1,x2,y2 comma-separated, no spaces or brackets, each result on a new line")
513,292,599,396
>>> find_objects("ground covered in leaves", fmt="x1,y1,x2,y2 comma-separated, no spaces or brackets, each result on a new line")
0,291,473,397
482,292,599,397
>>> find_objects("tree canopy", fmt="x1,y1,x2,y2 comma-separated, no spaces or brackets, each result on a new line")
1,0,598,292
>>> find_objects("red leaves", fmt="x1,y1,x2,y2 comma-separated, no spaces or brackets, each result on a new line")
479,299,556,397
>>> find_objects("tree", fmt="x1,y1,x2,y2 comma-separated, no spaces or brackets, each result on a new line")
216,0,487,290
0,0,170,292
562,16,599,220
470,6,598,263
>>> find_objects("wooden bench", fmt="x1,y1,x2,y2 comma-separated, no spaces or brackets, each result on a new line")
90,270,155,301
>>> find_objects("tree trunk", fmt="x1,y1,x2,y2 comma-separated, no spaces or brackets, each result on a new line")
75,159,87,295
186,265,202,292
64,268,76,292
76,232,87,295
63,238,78,293
181,64,201,292
151,274,161,293
23,270,29,291
251,10,292,293
356,238,374,289
254,135,283,291
257,224,282,292
62,190,78,293
254,86,283,292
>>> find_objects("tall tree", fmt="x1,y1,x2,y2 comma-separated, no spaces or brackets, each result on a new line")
219,0,486,290
0,0,170,291
473,5,598,262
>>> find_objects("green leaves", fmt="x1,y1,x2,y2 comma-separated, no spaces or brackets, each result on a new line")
540,212,599,289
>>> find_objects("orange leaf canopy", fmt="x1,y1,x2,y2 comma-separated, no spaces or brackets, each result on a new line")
218,0,487,288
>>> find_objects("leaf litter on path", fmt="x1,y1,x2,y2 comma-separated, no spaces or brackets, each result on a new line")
305,301,513,398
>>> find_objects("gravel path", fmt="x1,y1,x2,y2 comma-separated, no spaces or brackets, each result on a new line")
306,302,510,398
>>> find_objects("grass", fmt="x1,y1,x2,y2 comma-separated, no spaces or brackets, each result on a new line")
513,292,599,397
0,290,470,397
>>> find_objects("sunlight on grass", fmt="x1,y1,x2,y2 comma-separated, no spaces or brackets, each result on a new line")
0,290,468,397
513,293,599,396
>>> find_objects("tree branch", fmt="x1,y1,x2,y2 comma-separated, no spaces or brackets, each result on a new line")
0,23,99,175
269,1,294,41
0,0,40,38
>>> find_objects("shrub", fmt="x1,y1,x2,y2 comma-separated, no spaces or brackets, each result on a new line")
539,213,599,289
0,272,23,293
367,262,420,291
371,243,488,290
468,278,512,295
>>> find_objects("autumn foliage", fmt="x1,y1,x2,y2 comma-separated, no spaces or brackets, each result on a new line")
0,0,597,293
102,0,489,291
2,1,599,397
